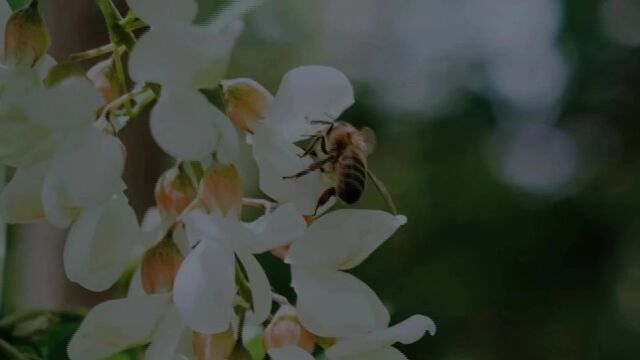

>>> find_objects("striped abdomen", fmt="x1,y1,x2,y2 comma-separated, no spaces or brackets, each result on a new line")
336,151,367,204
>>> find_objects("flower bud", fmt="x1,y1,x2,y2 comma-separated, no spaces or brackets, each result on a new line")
86,58,122,103
4,0,50,66
199,164,244,216
154,167,197,220
140,234,183,294
221,78,273,134
263,305,315,353
193,327,235,360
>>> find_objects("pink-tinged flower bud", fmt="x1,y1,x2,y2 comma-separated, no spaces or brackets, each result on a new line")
263,305,315,353
4,0,50,66
193,327,235,360
154,167,197,220
199,164,244,216
140,234,183,294
221,78,273,134
86,58,122,103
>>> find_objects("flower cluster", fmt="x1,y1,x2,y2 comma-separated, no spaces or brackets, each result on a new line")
0,0,435,359
0,0,138,292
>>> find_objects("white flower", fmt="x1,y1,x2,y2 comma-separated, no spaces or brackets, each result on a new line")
21,77,126,227
0,59,54,167
249,65,354,215
126,0,262,161
63,193,140,292
285,209,407,337
325,315,436,360
68,293,190,360
173,203,306,334
0,75,140,291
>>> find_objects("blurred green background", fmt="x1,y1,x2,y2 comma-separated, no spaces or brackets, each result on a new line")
5,0,640,359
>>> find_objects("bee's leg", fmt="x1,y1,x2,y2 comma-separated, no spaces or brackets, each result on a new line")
313,187,336,215
283,156,334,180
309,119,333,125
299,135,322,158
319,134,330,155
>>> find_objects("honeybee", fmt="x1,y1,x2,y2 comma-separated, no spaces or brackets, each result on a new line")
283,120,397,215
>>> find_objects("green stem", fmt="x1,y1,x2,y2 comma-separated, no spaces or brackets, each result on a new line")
125,20,148,32
100,86,153,120
112,46,132,114
95,0,135,50
68,43,116,61
235,261,253,309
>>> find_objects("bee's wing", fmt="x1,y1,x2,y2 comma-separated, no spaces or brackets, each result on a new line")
359,126,377,156
367,169,397,215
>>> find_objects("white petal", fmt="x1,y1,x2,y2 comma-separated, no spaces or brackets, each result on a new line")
268,346,314,360
209,203,306,254
68,294,171,360
0,162,47,223
127,0,197,25
235,249,271,325
184,204,306,254
144,305,185,360
149,88,219,160
49,128,125,208
173,240,236,334
42,171,77,228
266,65,354,142
141,206,163,248
292,266,389,338
252,123,334,215
287,210,406,270
25,77,102,131
0,106,50,167
129,23,241,87
127,265,145,297
325,315,435,359
35,55,57,81
64,194,140,291
206,0,264,30
183,209,229,247
210,106,239,164
242,203,307,252
141,206,161,233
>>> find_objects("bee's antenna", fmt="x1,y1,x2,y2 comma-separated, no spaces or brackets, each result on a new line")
367,169,398,215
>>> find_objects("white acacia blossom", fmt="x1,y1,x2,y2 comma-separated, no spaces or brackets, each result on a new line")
325,315,436,359
68,293,190,360
174,203,306,334
0,1,436,359
126,0,263,161
5,76,139,292
0,5,139,291
247,65,355,215
286,209,407,338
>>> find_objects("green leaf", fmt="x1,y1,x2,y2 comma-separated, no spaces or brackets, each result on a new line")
7,0,30,11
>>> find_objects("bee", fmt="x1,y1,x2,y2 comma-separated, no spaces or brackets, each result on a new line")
283,120,397,215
